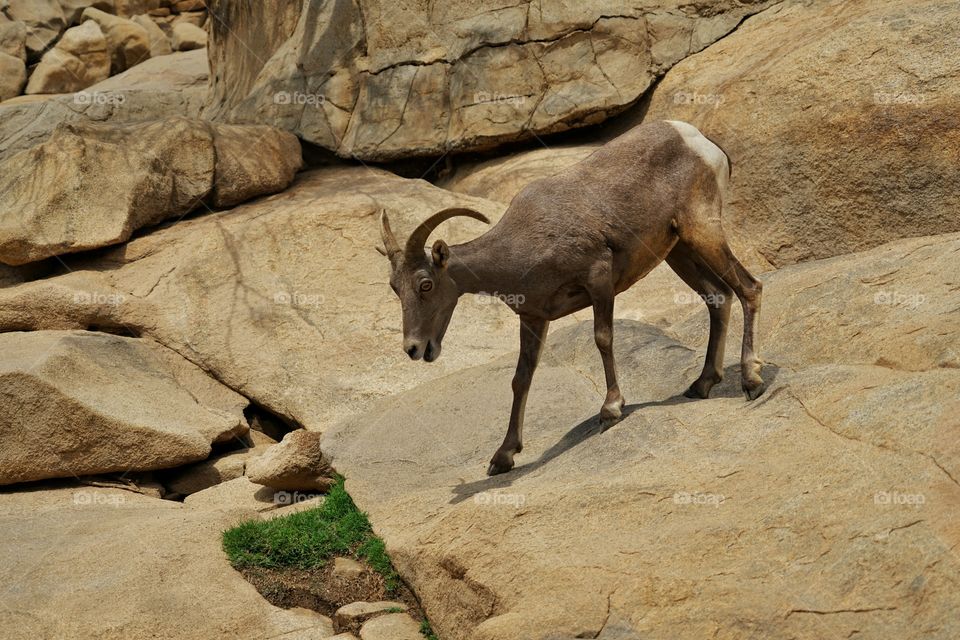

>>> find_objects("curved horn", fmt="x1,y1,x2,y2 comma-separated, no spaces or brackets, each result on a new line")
405,207,491,259
379,209,401,258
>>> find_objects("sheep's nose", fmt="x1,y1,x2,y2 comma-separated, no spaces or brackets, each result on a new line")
405,344,421,360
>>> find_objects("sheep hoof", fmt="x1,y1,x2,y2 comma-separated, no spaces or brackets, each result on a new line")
487,461,513,476
487,450,515,476
743,379,766,400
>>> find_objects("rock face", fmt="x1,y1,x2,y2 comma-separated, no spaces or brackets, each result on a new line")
0,485,337,639
634,0,960,267
0,116,301,265
81,6,150,72
246,429,336,492
25,20,111,94
324,232,960,639
203,0,775,161
0,166,519,431
0,331,249,486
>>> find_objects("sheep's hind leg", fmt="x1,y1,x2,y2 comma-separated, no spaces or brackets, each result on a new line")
587,262,625,422
680,227,765,400
666,242,733,399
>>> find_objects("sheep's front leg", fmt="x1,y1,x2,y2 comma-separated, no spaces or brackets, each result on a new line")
488,315,549,476
589,267,625,422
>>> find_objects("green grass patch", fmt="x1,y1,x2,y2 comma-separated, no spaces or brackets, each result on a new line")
222,476,399,590
420,619,439,640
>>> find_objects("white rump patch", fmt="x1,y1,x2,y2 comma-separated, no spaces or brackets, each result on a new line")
665,120,730,190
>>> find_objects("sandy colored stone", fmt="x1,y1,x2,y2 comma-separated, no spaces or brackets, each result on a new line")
25,20,110,94
0,117,214,265
81,6,150,72
359,613,421,640
183,476,282,513
85,45,205,92
171,10,204,27
0,50,25,101
334,601,408,630
131,13,171,56
324,232,960,639
440,144,600,205
171,20,204,50
113,0,158,18
632,0,960,268
245,429,335,492
0,15,26,60
4,0,66,62
0,331,248,485
211,123,303,208
0,485,337,639
203,1,775,161
331,557,366,581
58,0,114,26
0,116,301,264
161,449,248,495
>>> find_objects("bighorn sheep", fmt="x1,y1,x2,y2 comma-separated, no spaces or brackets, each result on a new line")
378,120,765,475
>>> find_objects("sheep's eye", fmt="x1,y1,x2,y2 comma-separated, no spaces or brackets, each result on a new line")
419,280,433,292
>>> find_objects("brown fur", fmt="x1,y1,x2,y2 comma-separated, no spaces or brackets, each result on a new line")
380,120,765,476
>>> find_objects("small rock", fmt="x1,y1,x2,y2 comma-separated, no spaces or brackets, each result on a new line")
58,0,115,27
81,7,150,73
25,20,110,94
334,601,408,631
359,613,421,640
331,557,366,581
183,477,281,513
0,51,26,101
246,430,336,493
171,20,204,50
162,450,248,496
0,16,27,61
131,13,171,57
172,0,204,12
172,9,205,27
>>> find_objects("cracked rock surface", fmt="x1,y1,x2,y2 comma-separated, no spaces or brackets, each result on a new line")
324,232,960,639
203,0,775,161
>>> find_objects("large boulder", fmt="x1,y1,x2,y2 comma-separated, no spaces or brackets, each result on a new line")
203,0,776,161
81,6,150,72
324,232,960,640
0,331,249,485
0,116,301,264
0,485,336,638
633,0,960,268
25,20,111,94
2,0,66,62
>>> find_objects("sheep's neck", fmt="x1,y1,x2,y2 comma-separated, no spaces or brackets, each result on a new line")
448,234,515,297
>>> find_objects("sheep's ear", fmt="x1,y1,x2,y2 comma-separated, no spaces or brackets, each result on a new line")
376,245,388,256
431,239,450,268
